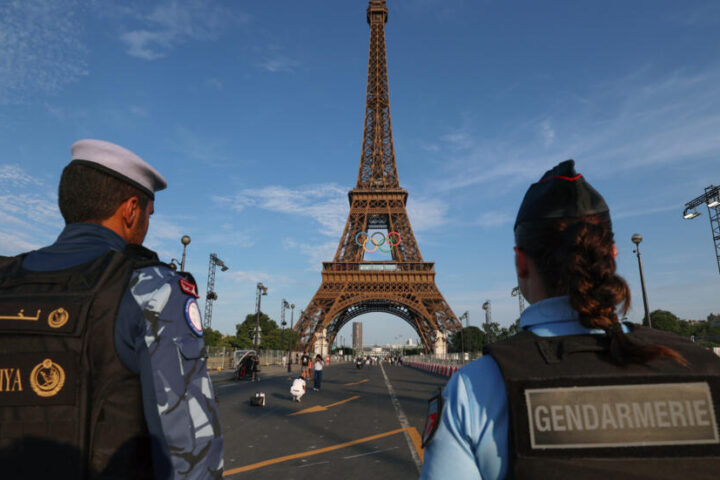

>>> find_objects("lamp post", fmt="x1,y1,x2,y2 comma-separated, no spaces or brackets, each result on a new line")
180,235,191,271
288,302,295,373
511,286,525,316
482,300,492,343
253,282,268,350
631,234,652,328
458,311,469,361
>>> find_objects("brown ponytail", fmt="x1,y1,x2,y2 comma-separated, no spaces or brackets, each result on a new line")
516,215,687,367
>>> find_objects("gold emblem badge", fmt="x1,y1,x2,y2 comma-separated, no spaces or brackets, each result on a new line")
30,359,65,397
47,308,69,328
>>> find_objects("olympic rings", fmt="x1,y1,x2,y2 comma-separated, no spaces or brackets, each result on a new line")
354,231,403,253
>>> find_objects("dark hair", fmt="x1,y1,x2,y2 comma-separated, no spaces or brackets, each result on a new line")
516,215,687,366
58,164,150,224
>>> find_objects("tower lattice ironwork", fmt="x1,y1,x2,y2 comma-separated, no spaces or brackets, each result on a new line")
295,0,459,353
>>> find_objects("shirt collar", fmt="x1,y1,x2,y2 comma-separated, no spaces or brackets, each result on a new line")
520,295,577,329
55,222,127,252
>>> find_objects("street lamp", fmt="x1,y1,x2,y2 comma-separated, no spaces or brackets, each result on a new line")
683,185,720,276
458,311,469,361
288,303,295,372
180,235,191,271
253,282,268,350
631,234,652,328
511,286,525,316
482,300,492,343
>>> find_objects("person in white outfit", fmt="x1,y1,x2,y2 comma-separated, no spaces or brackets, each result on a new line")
290,377,306,402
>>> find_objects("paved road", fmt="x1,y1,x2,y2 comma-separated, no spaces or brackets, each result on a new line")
214,361,448,479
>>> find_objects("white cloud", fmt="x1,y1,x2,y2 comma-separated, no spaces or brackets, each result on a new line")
118,0,250,60
540,119,555,147
205,78,223,90
476,211,514,228
0,0,88,103
260,56,301,73
215,183,349,237
432,67,720,193
406,197,450,231
0,165,43,187
283,238,337,270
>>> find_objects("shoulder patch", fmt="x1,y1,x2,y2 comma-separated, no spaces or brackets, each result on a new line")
422,391,443,448
179,277,199,298
184,298,203,336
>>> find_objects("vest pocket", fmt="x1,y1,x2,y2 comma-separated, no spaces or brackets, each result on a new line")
175,337,206,360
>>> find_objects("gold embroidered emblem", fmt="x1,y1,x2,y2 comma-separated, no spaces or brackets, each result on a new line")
30,359,65,397
47,308,70,328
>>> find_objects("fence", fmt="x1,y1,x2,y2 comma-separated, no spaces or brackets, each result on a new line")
206,347,349,371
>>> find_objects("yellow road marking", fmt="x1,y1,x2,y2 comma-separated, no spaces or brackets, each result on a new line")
406,426,424,463
223,427,422,476
289,395,360,416
344,378,369,386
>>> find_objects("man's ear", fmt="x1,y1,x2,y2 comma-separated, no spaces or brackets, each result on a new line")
514,246,530,279
121,196,141,228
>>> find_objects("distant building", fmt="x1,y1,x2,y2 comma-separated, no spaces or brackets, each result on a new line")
352,322,363,350
406,338,414,346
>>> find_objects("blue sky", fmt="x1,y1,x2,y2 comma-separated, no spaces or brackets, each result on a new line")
1,0,719,346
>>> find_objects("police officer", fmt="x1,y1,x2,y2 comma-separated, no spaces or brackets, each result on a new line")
0,140,223,479
420,160,720,479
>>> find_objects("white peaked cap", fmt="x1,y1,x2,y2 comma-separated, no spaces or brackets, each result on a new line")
70,139,167,199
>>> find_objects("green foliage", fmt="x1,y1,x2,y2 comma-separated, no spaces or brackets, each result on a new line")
650,309,720,347
450,326,486,353
234,313,299,350
203,328,224,347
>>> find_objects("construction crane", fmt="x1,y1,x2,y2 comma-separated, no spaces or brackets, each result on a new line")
204,253,229,330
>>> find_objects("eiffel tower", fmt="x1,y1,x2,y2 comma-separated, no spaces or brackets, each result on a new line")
295,0,459,354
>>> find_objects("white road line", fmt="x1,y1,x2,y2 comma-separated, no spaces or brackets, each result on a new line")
298,460,330,468
343,446,399,459
379,362,422,474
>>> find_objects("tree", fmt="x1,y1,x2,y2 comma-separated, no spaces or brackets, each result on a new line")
650,310,681,334
449,326,486,353
236,313,279,349
203,328,224,347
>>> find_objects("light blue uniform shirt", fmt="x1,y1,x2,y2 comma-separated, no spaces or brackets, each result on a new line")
420,296,629,480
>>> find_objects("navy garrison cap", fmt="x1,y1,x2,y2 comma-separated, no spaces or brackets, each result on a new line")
69,139,167,200
514,159,608,229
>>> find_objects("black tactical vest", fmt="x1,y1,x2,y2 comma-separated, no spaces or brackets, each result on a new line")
0,246,160,479
485,326,720,480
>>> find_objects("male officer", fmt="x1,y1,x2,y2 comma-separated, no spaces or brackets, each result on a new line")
0,139,223,479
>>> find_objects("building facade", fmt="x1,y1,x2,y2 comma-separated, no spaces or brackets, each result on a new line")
352,322,363,351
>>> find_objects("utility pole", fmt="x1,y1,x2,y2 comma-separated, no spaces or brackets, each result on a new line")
631,234,652,328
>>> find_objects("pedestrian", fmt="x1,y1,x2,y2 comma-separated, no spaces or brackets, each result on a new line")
420,160,720,480
282,354,287,368
250,353,260,382
290,376,306,402
0,139,223,479
295,353,299,365
313,354,324,391
301,352,310,380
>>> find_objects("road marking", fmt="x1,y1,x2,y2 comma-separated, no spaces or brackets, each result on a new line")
288,395,360,416
223,427,417,476
379,362,423,472
343,446,399,459
344,378,369,386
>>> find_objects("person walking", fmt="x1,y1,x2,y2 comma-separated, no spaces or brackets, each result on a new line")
301,352,310,380
313,354,324,391
420,160,720,480
0,139,223,479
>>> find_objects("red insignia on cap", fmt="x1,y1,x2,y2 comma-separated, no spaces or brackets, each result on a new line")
179,278,199,298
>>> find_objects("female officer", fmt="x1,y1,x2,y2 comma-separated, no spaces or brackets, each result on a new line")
420,160,720,480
